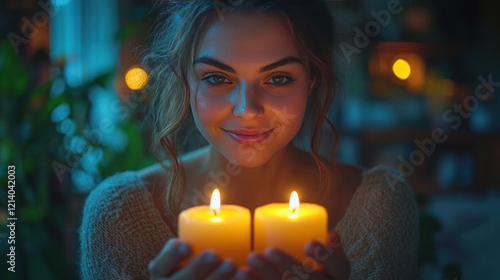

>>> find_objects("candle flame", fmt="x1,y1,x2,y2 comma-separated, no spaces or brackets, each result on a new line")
289,191,299,214
210,189,221,216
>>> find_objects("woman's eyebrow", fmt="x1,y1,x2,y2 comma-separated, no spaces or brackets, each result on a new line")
192,56,304,73
260,56,304,72
193,57,236,73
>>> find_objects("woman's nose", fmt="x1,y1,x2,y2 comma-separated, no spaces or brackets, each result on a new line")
232,82,263,120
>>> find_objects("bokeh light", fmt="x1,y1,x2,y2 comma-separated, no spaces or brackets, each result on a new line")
125,67,148,90
392,58,411,80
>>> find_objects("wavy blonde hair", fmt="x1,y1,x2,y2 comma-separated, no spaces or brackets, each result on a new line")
142,0,339,224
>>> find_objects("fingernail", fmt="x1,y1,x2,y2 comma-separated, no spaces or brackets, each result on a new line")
204,251,218,264
148,260,159,275
235,269,251,280
148,260,155,271
264,249,280,263
328,232,341,244
249,253,263,267
177,242,190,257
220,259,235,273
305,242,317,254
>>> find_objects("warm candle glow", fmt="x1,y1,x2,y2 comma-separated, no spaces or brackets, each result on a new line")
179,194,251,267
254,194,327,266
289,191,299,216
210,189,221,216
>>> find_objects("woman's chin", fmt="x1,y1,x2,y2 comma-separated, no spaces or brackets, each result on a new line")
221,149,274,168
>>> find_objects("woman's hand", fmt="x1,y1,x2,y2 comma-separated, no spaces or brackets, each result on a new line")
148,238,237,280
235,232,350,280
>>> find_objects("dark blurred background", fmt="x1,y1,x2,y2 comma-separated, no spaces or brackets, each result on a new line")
0,0,499,279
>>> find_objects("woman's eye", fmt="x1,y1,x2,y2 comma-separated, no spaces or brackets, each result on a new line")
266,75,295,87
202,74,232,86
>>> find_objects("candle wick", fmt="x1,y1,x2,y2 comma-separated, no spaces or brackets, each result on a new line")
291,207,296,214
212,209,218,216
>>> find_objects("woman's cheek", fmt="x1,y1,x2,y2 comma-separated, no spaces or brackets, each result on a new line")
192,91,229,132
268,94,308,128
199,91,227,110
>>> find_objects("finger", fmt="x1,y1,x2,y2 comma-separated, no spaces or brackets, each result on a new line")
148,239,192,277
247,252,283,280
326,231,350,273
264,248,319,280
205,259,237,280
233,267,260,280
305,232,350,278
327,232,344,253
173,250,221,280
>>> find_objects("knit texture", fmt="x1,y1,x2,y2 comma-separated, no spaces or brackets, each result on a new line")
79,172,175,280
335,166,419,280
79,166,418,279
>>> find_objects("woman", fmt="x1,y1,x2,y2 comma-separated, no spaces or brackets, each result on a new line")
79,1,418,279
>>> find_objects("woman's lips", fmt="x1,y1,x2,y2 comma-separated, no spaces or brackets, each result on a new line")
224,128,274,145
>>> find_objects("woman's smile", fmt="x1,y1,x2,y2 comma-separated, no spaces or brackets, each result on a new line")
223,128,274,145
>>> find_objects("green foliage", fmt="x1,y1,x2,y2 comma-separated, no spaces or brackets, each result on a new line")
116,22,140,40
0,40,30,96
0,33,153,279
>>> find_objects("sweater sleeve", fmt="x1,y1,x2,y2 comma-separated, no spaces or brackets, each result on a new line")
335,166,419,280
79,172,175,280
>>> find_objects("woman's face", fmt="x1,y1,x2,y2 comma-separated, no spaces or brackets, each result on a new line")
190,10,314,167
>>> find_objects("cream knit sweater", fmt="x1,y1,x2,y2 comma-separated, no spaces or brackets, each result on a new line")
79,166,418,279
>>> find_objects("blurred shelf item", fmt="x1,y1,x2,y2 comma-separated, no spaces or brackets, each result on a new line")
357,129,500,193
